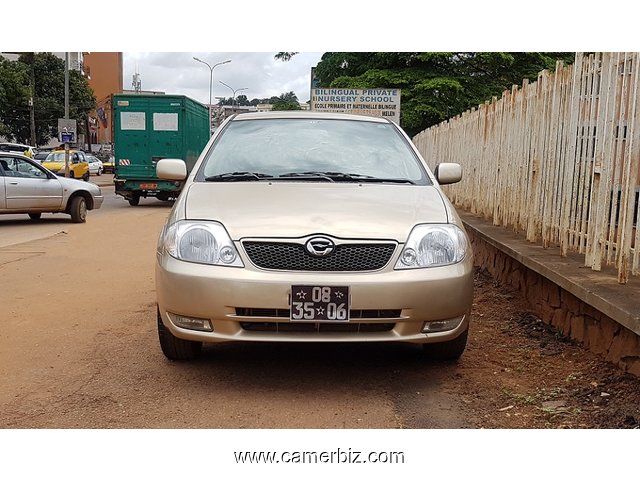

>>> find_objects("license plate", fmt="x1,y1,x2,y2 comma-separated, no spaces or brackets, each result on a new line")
140,183,158,189
290,285,350,322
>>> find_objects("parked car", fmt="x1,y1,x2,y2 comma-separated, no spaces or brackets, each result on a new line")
0,153,103,222
154,111,474,361
33,152,49,163
101,156,115,174
42,149,90,181
86,155,103,176
0,142,37,158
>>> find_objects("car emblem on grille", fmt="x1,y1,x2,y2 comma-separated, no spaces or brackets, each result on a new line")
305,237,335,257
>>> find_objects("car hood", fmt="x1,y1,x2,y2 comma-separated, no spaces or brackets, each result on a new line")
183,182,449,241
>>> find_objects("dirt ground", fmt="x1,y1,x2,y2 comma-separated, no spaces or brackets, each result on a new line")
1,199,639,429
460,268,640,429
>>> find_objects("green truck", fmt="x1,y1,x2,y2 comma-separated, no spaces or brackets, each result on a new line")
112,94,210,206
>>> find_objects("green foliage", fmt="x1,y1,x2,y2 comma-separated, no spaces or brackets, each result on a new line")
314,52,575,135
0,58,30,138
0,53,96,145
274,52,298,62
271,91,302,111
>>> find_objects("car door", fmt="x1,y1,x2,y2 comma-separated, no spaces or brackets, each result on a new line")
1,155,63,210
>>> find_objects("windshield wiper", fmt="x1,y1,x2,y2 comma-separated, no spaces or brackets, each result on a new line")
277,171,415,184
205,171,274,182
276,172,337,182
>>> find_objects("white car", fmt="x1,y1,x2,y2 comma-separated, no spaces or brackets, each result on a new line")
0,142,37,158
86,155,104,176
0,153,104,222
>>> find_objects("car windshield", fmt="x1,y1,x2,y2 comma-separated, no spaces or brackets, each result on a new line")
199,118,430,185
45,152,69,162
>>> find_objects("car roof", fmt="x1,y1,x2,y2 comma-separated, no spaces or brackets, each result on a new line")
0,142,34,149
230,111,391,123
0,152,33,160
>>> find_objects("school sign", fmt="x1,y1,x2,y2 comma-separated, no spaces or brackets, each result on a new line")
310,88,401,124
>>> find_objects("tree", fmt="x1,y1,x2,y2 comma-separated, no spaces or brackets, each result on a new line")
0,58,30,139
313,52,575,135
271,91,302,111
0,53,96,146
274,52,298,62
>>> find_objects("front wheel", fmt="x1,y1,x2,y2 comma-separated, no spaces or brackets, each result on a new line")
97,168,102,176
69,196,87,223
157,309,202,360
422,328,468,361
82,172,90,181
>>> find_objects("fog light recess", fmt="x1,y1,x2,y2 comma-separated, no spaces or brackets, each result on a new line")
170,313,213,332
421,315,464,333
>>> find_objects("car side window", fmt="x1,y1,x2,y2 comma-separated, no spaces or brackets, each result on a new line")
0,156,11,176
12,158,46,179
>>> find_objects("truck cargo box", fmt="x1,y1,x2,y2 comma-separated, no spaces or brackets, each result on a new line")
113,94,209,205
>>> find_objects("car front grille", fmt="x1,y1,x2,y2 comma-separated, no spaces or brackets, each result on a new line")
242,241,396,271
240,322,396,333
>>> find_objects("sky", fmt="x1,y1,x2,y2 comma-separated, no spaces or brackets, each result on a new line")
122,52,323,105
11,0,638,110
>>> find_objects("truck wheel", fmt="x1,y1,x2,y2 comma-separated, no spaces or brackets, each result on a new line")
69,196,87,223
157,309,202,360
422,327,468,361
128,194,140,206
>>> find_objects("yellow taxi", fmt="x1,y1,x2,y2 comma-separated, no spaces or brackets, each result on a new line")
42,150,90,181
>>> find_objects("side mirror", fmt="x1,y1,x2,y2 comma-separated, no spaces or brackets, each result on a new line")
434,163,462,185
156,159,187,180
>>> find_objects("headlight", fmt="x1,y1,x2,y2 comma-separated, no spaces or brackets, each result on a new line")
159,220,244,267
395,224,468,269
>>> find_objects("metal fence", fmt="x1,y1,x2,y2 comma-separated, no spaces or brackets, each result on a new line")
413,53,640,283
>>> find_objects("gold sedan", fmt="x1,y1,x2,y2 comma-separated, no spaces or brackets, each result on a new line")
155,112,473,361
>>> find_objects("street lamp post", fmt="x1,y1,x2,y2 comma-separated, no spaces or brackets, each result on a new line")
193,57,231,134
219,81,248,110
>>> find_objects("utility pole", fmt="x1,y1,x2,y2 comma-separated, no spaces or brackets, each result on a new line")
64,52,70,177
29,61,36,147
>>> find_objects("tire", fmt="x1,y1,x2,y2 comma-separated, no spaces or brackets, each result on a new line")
69,171,75,179
422,327,468,361
157,309,202,360
82,172,90,182
28,213,42,220
97,168,102,176
69,196,87,223
128,194,140,206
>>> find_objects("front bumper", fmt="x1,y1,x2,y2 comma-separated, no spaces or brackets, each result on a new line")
156,250,474,344
92,194,104,210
